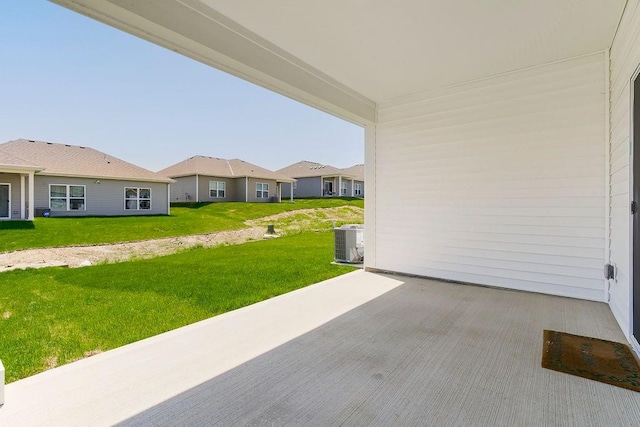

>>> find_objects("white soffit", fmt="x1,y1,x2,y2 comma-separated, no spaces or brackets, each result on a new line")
51,0,625,120
204,0,626,101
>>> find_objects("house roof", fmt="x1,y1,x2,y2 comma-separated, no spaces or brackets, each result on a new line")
342,164,364,182
277,161,354,179
0,148,41,171
159,156,295,183
0,139,173,183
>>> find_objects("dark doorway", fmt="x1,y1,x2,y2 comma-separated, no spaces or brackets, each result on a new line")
0,184,9,218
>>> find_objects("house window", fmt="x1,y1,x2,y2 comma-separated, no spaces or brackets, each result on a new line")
355,183,362,196
50,184,86,211
256,182,269,198
125,187,151,210
341,181,347,195
293,182,297,189
209,181,226,198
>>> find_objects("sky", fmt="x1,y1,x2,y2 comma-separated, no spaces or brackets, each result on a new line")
0,1,364,172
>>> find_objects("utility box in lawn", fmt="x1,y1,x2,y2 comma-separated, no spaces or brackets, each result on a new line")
334,224,364,264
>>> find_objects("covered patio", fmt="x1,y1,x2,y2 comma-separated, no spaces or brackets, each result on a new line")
8,0,638,422
1,271,638,425
0,153,38,221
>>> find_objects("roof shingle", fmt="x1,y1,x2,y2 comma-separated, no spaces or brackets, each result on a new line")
342,164,364,181
159,156,295,182
0,139,172,183
276,160,353,178
0,148,41,170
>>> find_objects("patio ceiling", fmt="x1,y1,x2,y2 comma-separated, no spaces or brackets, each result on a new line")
51,0,626,123
201,0,626,101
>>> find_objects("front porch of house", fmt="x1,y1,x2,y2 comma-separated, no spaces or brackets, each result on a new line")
0,169,36,221
2,270,638,425
322,175,356,197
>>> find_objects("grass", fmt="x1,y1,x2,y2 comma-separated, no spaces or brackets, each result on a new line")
0,231,357,383
248,206,364,236
0,198,363,252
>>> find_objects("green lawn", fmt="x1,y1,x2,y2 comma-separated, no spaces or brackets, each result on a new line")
0,231,356,383
0,198,363,252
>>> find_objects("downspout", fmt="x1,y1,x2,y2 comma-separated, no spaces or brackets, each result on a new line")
195,174,199,203
604,48,612,303
245,177,248,202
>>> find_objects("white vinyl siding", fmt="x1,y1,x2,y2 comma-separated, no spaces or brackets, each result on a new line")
609,0,640,337
50,184,86,211
374,53,607,301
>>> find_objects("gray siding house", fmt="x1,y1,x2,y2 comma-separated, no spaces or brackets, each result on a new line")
0,139,173,218
159,156,295,203
278,161,362,198
342,164,364,198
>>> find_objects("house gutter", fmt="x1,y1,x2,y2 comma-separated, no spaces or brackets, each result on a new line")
31,172,173,184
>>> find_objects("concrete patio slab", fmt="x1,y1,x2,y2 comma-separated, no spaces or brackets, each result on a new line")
2,270,640,425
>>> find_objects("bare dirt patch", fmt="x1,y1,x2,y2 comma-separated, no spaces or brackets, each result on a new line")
0,206,363,272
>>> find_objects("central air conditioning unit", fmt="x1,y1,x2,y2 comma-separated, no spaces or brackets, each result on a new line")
334,224,364,263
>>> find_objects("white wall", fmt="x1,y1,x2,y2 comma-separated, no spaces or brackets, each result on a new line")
372,53,607,301
609,0,640,338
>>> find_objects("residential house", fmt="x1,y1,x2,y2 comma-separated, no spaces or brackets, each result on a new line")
0,139,173,218
342,164,364,197
159,155,295,203
278,160,357,198
52,0,640,376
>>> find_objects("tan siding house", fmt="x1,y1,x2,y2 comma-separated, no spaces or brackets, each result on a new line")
159,156,295,203
0,139,173,218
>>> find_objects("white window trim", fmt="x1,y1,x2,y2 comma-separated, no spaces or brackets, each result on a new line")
124,187,152,211
256,182,269,199
209,180,226,198
355,183,363,196
341,180,348,195
49,184,86,211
